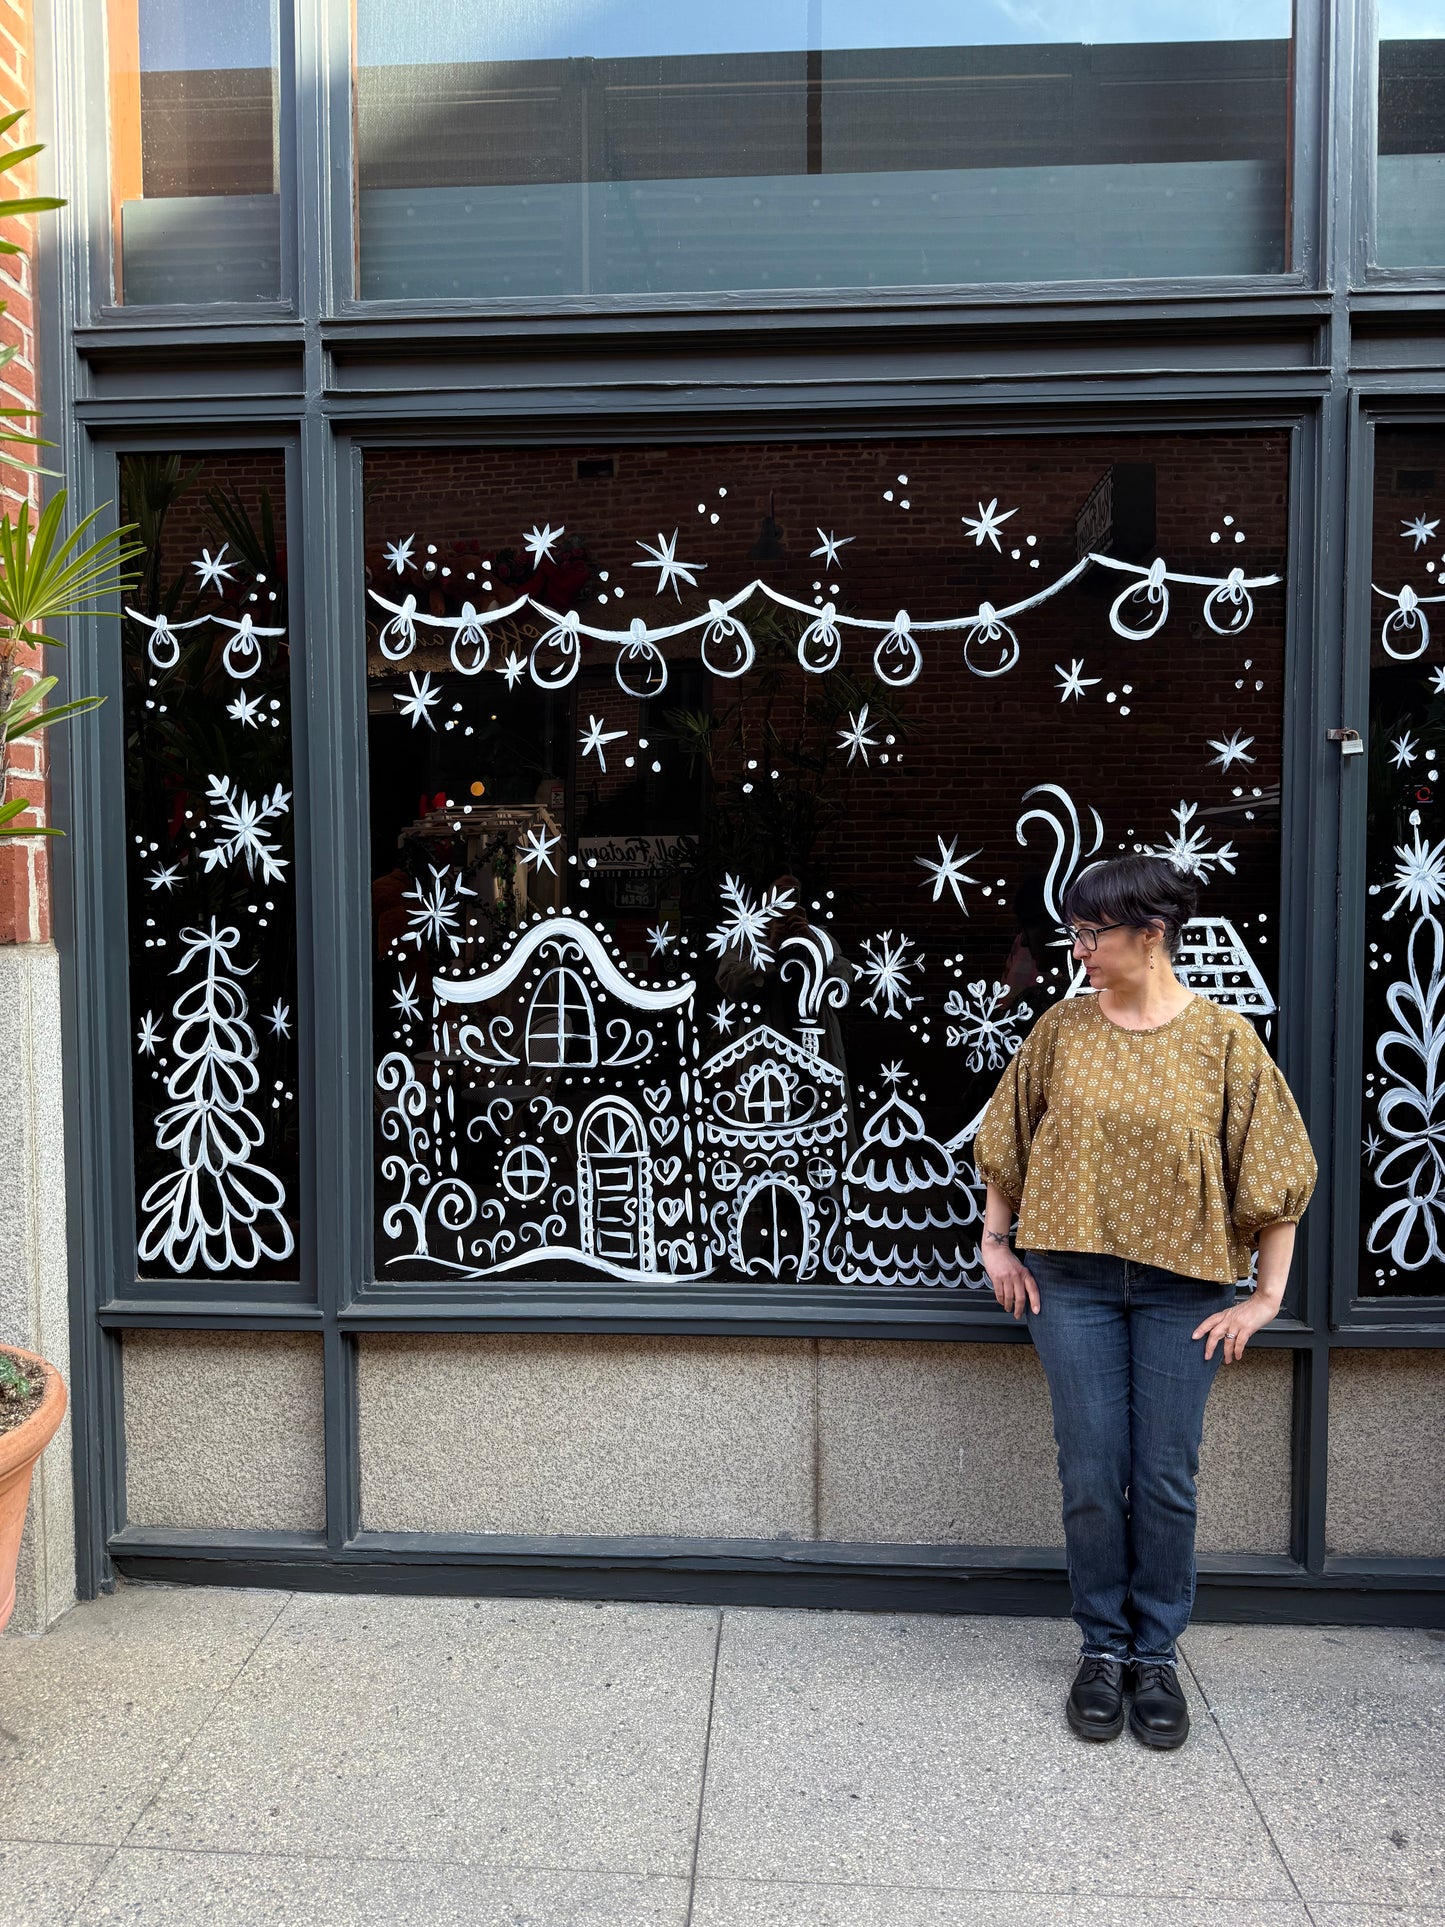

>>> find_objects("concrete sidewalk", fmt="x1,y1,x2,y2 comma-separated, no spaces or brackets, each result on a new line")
0,1586,1441,1926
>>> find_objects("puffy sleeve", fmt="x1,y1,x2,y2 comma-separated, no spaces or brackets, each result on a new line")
1222,1019,1318,1243
972,1004,1062,1208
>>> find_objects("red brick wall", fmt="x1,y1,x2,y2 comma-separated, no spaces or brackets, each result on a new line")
0,0,46,943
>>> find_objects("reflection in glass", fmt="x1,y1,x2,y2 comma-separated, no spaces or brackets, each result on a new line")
1377,3,1445,267
364,433,1289,1291
1359,428,1445,1297
107,0,281,303
354,1,1292,300
120,454,299,1280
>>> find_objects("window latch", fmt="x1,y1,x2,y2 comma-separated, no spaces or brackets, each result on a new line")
1326,728,1364,757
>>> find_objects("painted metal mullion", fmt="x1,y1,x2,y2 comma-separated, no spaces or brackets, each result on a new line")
300,422,367,1548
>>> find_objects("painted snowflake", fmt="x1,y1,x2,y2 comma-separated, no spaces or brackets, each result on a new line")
944,980,1033,1072
706,875,796,973
1384,824,1445,920
1147,801,1237,881
859,931,924,1019
402,865,476,956
198,775,291,885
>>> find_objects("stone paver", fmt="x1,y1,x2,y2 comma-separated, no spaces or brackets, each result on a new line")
0,1841,114,1927
0,1585,287,1847
0,1585,1439,1926
125,1591,719,1876
1184,1626,1445,1912
79,1851,690,1925
696,1606,1298,1900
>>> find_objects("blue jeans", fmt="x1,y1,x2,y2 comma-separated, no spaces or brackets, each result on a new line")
1021,1249,1235,1666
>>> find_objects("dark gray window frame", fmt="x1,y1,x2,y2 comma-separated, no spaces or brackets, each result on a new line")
34,0,1445,1624
1354,0,1445,289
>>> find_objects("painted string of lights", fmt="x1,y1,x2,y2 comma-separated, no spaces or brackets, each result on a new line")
365,548,1281,696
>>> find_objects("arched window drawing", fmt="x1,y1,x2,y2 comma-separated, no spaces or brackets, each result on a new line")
525,966,597,1066
741,1063,791,1124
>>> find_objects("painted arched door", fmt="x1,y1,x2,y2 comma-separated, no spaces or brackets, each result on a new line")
578,1099,654,1273
733,1174,815,1281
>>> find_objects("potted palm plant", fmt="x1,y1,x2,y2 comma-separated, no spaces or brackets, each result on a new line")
0,110,139,1630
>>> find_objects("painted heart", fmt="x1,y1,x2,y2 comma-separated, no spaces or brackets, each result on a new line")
649,1115,679,1145
643,1083,672,1113
657,1195,685,1226
654,1156,682,1186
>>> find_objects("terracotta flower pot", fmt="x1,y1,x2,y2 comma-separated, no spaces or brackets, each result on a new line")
0,1344,67,1634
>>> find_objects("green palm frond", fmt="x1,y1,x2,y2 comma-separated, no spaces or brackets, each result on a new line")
0,496,143,647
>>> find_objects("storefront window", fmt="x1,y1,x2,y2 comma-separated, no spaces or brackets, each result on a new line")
106,0,281,304
354,2,1293,301
1360,427,1445,1297
364,432,1289,1291
1376,2,1445,268
120,453,299,1280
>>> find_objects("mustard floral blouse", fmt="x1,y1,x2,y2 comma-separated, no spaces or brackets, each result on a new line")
973,994,1316,1283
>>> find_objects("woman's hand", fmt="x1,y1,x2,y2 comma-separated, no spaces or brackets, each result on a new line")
982,1234,1040,1320
1192,1289,1281,1363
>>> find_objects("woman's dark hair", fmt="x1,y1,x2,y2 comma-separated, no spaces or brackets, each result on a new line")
1061,854,1199,956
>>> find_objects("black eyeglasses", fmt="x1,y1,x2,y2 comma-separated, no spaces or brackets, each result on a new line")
1060,921,1130,953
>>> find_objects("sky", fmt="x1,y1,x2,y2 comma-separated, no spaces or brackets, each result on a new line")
138,0,1306,72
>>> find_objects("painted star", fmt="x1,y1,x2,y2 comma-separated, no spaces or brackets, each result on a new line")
192,545,236,593
395,671,442,730
633,529,706,600
881,1060,906,1087
146,862,181,893
392,975,422,1023
1402,515,1440,550
523,522,564,566
226,690,265,728
136,1011,161,1055
837,705,880,765
384,535,416,574
1055,659,1101,703
961,498,1018,551
811,528,854,568
1430,665,1445,696
710,1000,737,1035
266,999,292,1038
519,824,562,874
1391,730,1420,769
500,650,527,689
647,922,677,957
915,835,981,911
1208,729,1257,770
579,713,627,771
1363,1128,1382,1161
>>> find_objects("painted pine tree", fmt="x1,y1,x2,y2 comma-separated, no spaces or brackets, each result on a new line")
831,1065,981,1288
137,920,294,1273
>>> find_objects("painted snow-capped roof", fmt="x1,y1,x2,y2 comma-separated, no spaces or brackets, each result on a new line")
701,1022,847,1087
433,914,696,1011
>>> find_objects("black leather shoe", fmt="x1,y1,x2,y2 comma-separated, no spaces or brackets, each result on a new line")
1066,1656,1126,1741
1128,1661,1190,1749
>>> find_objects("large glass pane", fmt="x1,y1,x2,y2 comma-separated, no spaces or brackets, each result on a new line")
107,0,281,304
120,453,300,1281
1360,427,1445,1297
354,2,1292,301
1377,2,1445,268
364,432,1289,1292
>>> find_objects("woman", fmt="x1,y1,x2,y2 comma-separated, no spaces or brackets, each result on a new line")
973,854,1315,1751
